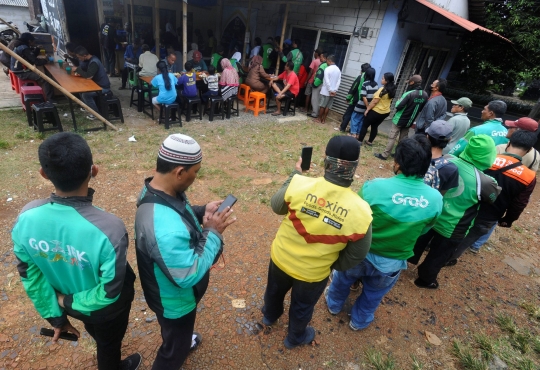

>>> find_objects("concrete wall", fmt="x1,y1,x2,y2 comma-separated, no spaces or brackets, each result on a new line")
0,5,30,33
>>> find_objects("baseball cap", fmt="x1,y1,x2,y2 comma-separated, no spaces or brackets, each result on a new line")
450,97,472,109
426,120,452,141
193,50,202,59
284,39,292,45
504,117,538,132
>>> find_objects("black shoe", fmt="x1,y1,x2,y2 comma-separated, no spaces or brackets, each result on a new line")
120,353,142,370
444,259,458,267
190,331,202,351
118,86,126,90
284,326,315,349
414,278,439,289
374,153,387,160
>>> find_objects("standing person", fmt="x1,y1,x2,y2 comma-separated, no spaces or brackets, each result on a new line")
99,20,117,77
349,68,378,138
358,72,396,145
310,53,328,119
325,137,442,330
422,120,460,195
261,136,373,348
206,29,217,56
375,75,428,160
414,78,448,134
73,46,111,121
450,100,509,156
443,97,472,154
281,39,303,74
268,36,281,73
186,43,199,63
301,49,322,115
210,45,225,72
135,134,236,369
314,54,341,124
496,117,539,170
219,58,240,101
13,132,140,370
119,38,142,90
339,63,370,133
245,55,272,94
250,37,262,60
151,61,178,121
269,61,299,116
448,130,537,262
10,32,55,102
139,44,159,77
408,135,499,289
261,37,274,73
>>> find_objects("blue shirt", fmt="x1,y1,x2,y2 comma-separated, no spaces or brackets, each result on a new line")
151,73,177,104
178,73,198,97
124,45,142,66
190,59,208,72
366,252,407,274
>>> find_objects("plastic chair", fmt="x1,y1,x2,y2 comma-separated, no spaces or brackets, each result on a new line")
159,103,182,129
31,102,63,133
206,96,225,121
103,96,124,123
281,95,297,116
182,96,202,122
9,70,17,92
238,84,251,109
20,85,45,108
246,92,267,117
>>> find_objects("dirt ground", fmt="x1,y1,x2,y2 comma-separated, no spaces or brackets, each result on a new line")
0,101,539,370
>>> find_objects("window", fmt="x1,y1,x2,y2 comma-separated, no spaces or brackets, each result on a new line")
290,26,351,70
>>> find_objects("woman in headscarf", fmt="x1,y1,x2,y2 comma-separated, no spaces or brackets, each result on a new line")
219,58,240,101
186,43,198,62
245,55,272,94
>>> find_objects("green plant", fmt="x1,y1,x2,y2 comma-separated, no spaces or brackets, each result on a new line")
364,349,395,370
410,355,424,370
495,314,518,334
451,340,489,370
0,140,9,149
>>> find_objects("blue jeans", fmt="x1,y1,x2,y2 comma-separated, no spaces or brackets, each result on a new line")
102,48,116,75
201,90,218,103
81,88,111,115
339,104,355,131
471,223,496,251
326,260,401,330
350,111,365,135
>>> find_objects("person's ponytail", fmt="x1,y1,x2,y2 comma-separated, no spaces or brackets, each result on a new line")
156,61,172,91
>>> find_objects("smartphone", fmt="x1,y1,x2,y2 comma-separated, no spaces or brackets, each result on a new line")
40,327,79,342
216,194,237,213
301,146,313,171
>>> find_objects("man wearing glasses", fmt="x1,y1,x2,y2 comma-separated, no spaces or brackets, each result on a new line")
443,97,472,154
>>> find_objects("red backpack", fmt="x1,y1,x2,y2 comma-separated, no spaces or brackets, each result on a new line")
297,65,308,88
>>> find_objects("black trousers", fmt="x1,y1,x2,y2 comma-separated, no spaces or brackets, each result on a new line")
408,229,462,284
358,110,390,143
262,260,328,345
83,302,132,370
450,218,497,261
152,309,197,370
121,67,130,88
339,104,355,131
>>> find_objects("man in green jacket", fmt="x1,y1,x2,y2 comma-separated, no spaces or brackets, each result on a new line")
450,100,508,156
210,45,225,72
281,38,304,74
12,132,141,370
310,52,327,119
339,63,370,132
262,37,274,73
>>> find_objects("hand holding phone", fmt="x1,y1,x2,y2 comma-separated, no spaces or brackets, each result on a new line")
205,194,237,234
300,146,313,172
40,328,79,342
216,194,237,213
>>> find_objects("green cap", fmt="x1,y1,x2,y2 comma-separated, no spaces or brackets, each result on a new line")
459,134,496,171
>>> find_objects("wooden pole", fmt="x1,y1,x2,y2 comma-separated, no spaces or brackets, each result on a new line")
0,43,118,131
155,0,160,56
183,1,187,64
275,3,289,75
130,0,135,43
217,0,224,44
0,17,21,35
243,0,252,67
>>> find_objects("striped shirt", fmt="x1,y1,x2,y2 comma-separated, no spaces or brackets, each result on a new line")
354,80,379,113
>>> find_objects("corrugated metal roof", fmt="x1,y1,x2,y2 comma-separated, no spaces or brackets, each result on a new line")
0,0,28,7
416,0,511,43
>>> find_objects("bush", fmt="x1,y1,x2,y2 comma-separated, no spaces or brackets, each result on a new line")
446,88,534,115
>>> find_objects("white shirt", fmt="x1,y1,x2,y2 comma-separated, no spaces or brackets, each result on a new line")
231,52,242,63
250,46,261,58
321,64,341,96
138,51,159,77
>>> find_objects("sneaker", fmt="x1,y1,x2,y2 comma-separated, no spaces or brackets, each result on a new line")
190,331,202,351
350,280,360,291
469,247,480,254
120,353,142,370
86,115,96,121
349,320,362,331
79,108,86,112
414,278,439,289
284,326,315,349
324,287,339,315
262,316,275,326
444,259,458,267
374,153,387,160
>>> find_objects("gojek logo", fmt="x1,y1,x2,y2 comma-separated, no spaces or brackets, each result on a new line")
305,193,349,217
392,193,429,208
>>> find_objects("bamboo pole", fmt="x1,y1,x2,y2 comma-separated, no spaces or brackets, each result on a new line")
183,1,187,64
275,3,289,75
243,0,252,67
0,17,21,35
130,0,135,43
0,43,118,131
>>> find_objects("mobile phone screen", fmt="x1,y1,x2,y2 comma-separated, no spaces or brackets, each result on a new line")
301,147,313,171
217,194,237,213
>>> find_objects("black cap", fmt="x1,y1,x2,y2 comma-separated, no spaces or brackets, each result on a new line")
325,136,360,161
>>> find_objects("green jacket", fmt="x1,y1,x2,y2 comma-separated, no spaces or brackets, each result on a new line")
210,53,223,72
346,73,365,105
449,119,508,157
262,43,273,69
282,48,303,74
359,174,443,260
12,191,134,328
313,62,328,88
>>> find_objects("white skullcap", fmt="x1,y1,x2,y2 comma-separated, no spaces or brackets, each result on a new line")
158,134,202,165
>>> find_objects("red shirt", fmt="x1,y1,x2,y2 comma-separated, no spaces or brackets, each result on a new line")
278,71,300,96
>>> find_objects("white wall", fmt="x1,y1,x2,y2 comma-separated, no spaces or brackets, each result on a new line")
0,5,31,33
428,0,469,19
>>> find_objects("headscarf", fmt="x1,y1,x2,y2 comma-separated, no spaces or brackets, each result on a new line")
323,136,360,185
219,58,239,86
249,55,263,70
459,134,497,171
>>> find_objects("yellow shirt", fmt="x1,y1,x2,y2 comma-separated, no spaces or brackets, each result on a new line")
271,175,372,282
372,87,393,114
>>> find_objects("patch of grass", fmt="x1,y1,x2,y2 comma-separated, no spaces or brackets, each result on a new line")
410,355,424,370
510,330,533,354
520,301,540,321
474,333,496,361
451,340,488,370
495,313,517,334
0,140,10,149
364,349,395,370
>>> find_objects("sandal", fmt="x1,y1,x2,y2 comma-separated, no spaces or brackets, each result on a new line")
364,141,373,146
271,112,281,116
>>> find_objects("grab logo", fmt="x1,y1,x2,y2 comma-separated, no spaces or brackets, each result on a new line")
392,193,429,208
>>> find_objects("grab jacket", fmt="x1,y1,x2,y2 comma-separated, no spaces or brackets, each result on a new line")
135,178,222,319
392,87,428,128
12,190,134,328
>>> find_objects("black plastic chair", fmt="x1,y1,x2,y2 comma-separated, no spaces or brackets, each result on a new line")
224,95,239,119
206,96,225,121
159,103,182,129
31,102,63,133
281,95,297,116
182,96,202,122
103,96,124,123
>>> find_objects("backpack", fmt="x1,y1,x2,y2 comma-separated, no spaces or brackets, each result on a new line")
297,64,308,88
0,51,10,67
424,156,451,189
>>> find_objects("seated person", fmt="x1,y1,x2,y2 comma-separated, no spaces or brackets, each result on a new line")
210,45,225,73
245,55,271,94
163,52,177,74
190,50,208,72
138,44,159,77
219,58,240,101
177,61,198,111
64,42,80,67
202,65,219,106
73,46,111,120
151,61,178,121
166,46,184,73
119,38,142,90
269,61,299,116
